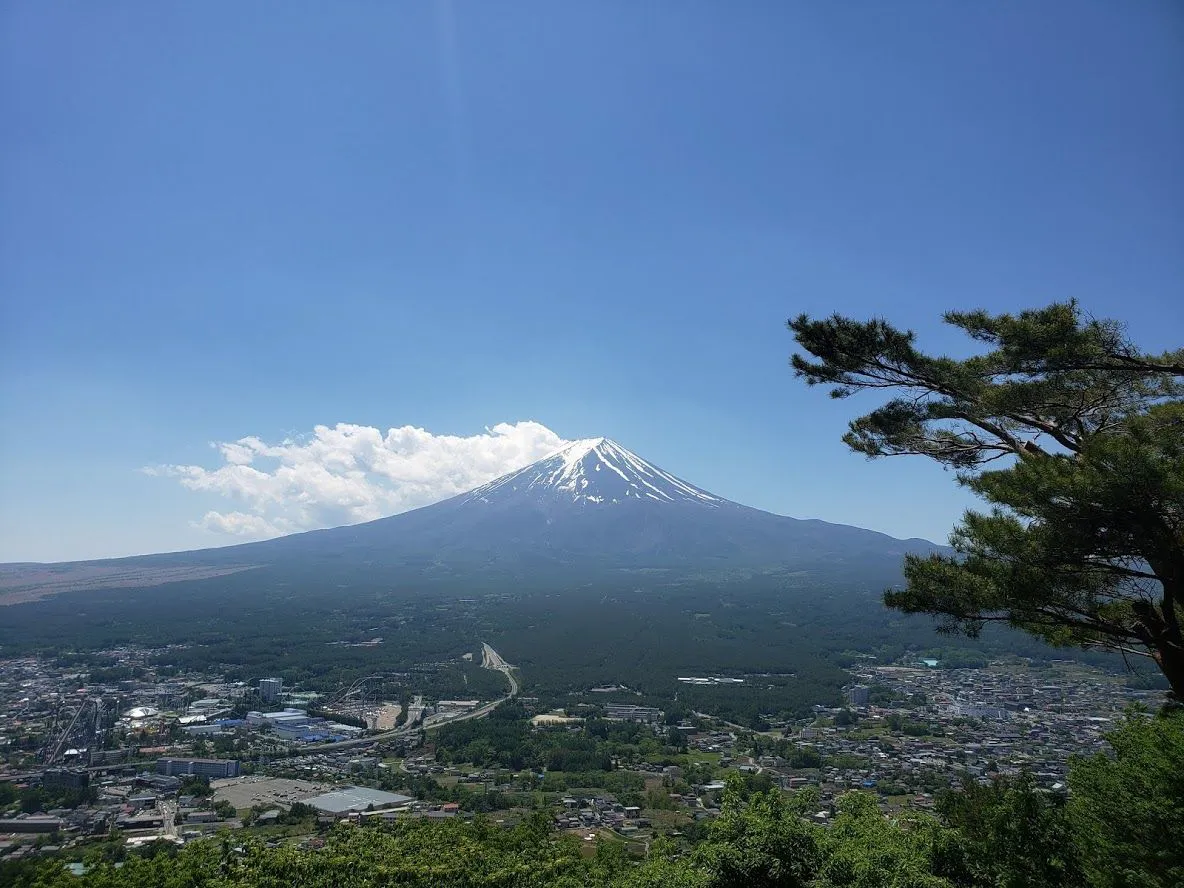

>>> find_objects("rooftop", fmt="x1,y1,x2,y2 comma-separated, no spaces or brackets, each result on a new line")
302,786,414,814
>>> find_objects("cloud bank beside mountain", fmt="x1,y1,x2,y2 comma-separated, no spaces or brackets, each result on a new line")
146,421,569,538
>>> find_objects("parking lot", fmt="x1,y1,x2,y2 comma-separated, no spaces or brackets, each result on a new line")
211,776,335,811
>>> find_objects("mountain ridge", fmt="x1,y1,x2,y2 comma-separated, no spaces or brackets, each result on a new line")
156,436,939,570
1,439,941,600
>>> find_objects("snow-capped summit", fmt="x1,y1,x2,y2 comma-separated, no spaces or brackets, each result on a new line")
155,435,940,581
463,437,726,508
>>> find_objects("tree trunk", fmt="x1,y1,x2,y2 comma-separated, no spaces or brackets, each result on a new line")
1132,597,1184,701
1156,641,1184,703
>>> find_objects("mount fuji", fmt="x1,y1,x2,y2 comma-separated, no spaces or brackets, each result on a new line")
164,436,940,580
0,438,955,710
463,437,728,509
0,437,947,609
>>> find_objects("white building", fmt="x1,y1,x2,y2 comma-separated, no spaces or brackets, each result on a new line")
246,708,307,728
259,678,283,703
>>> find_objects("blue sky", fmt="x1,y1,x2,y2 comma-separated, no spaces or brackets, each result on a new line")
2,2,1181,562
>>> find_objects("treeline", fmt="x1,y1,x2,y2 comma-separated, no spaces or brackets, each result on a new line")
0,782,97,815
307,705,367,730
432,705,673,773
0,567,484,692
0,561,1145,732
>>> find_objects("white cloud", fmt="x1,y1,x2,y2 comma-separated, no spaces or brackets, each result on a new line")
150,420,568,540
196,511,289,538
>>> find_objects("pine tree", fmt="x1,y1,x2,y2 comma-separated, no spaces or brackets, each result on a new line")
789,302,1184,697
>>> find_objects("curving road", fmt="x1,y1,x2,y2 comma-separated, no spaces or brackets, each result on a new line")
482,642,519,697
300,643,516,752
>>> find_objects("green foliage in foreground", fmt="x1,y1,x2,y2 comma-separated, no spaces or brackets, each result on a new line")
2,801,951,888
8,710,1181,888
1068,707,1184,888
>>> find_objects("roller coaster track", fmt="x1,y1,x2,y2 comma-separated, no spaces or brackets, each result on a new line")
43,698,99,766
321,674,388,709
301,643,517,752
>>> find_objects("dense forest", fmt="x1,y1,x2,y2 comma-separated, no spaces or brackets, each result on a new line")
0,562,1144,729
432,702,681,774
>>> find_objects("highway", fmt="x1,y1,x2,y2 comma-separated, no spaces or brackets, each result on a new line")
482,642,519,696
300,643,517,752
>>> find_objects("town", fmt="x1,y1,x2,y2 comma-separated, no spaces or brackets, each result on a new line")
0,642,1152,868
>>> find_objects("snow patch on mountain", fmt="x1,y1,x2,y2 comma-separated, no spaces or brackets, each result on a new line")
462,438,728,508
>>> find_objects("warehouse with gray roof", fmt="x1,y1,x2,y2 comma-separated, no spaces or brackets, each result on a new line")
302,786,414,815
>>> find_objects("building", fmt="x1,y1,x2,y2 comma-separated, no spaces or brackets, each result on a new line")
156,757,240,779
42,767,89,790
89,748,131,766
603,704,662,724
846,686,870,708
246,708,307,728
140,774,181,792
184,810,220,823
436,700,479,711
116,812,164,831
259,678,283,703
181,723,226,736
951,700,1009,720
0,817,64,834
302,786,414,816
123,706,160,720
273,716,330,741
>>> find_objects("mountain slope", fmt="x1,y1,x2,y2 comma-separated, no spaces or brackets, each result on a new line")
192,437,939,575
2,438,941,599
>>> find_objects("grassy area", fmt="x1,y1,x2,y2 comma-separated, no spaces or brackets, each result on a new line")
844,727,885,741
598,829,648,854
668,751,722,767
645,808,694,831
236,821,319,840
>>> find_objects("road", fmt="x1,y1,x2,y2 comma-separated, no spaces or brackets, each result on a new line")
418,643,517,727
301,643,517,752
482,642,519,696
3,649,522,770
157,798,178,840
